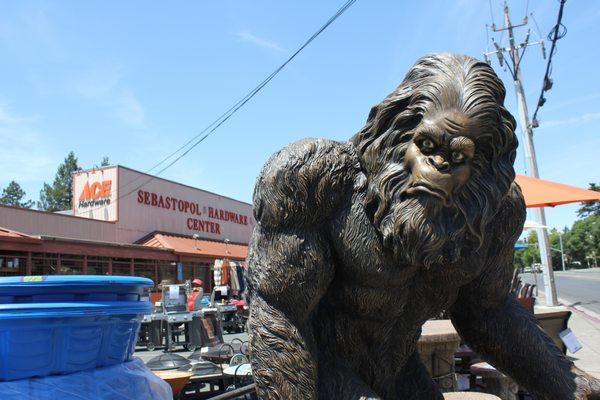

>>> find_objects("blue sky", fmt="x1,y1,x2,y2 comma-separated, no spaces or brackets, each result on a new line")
0,0,598,230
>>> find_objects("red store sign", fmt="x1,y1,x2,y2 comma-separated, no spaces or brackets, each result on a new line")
137,190,249,235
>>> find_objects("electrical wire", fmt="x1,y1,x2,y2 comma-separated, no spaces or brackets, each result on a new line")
531,0,567,126
488,0,496,27
74,0,358,216
515,29,531,76
104,0,358,201
530,12,544,40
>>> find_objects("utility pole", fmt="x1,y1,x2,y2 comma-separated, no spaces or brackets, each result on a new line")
559,231,566,271
485,2,559,306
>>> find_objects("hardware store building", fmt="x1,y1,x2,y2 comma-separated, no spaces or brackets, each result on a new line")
0,165,255,291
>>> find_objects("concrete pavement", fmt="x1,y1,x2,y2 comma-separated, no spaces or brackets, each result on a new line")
563,305,600,378
531,278,600,379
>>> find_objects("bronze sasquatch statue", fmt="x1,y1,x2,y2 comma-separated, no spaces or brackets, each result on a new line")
246,53,600,399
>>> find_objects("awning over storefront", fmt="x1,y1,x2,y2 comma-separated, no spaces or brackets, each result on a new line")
0,226,175,260
0,228,41,244
138,232,248,261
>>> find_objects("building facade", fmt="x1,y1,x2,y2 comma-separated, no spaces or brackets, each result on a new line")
0,165,255,290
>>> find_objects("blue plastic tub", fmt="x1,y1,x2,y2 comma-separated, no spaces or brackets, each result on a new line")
0,275,153,381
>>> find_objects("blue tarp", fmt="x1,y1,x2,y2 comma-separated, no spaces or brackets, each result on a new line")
0,358,172,400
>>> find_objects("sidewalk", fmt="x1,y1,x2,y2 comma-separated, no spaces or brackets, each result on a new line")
535,290,600,378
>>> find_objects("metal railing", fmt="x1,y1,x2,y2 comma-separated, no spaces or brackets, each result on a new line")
207,384,256,400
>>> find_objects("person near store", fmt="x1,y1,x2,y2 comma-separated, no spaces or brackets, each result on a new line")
187,278,204,311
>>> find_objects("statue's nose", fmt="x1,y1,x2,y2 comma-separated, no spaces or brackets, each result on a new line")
427,155,450,173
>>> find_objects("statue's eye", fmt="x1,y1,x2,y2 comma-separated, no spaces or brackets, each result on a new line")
452,151,465,163
421,139,435,150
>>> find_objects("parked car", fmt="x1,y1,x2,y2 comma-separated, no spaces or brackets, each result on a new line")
531,263,542,273
568,261,583,269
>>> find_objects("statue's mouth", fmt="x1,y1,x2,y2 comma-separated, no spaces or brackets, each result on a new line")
405,182,449,205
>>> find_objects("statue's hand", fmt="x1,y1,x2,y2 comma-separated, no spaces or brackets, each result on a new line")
573,367,600,400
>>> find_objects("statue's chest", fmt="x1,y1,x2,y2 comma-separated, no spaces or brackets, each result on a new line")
328,203,478,319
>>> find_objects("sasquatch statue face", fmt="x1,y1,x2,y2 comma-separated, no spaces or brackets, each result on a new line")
404,111,475,204
352,54,518,268
392,111,483,267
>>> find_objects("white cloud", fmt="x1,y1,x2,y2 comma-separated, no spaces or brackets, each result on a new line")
0,4,63,61
544,93,600,113
72,66,146,128
0,103,26,124
237,31,283,52
74,66,122,100
541,112,600,129
116,90,146,128
0,104,55,183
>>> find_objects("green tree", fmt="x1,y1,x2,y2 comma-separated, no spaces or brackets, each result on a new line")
514,230,540,270
566,214,599,268
100,156,109,167
577,183,600,218
0,181,34,208
38,151,81,211
548,228,569,270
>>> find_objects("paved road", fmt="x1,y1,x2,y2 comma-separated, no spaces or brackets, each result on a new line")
521,268,600,314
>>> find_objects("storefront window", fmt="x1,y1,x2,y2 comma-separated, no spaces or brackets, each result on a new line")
87,256,109,275
133,259,156,283
157,261,177,285
181,262,210,291
0,251,27,276
58,255,84,275
31,253,58,275
112,258,132,276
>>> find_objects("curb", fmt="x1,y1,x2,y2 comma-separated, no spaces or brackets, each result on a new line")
536,290,600,325
558,296,600,325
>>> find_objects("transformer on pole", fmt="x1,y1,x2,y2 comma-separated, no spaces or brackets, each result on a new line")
484,2,559,306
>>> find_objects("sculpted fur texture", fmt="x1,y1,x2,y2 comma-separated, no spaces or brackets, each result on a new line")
245,53,600,399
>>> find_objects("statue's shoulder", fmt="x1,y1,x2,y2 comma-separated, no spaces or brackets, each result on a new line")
498,182,526,228
484,181,526,250
253,138,362,229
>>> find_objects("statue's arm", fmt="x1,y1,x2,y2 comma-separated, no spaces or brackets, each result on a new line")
450,184,600,399
247,226,333,399
246,139,360,399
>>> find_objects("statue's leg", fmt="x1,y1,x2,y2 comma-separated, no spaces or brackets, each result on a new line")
317,355,382,400
395,351,443,400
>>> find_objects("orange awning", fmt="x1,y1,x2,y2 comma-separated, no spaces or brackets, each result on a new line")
139,232,247,260
515,174,600,208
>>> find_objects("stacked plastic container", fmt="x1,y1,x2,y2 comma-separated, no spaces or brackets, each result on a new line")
0,275,153,381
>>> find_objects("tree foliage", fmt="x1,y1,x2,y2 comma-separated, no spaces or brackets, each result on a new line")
37,151,81,211
566,214,599,267
0,181,34,208
577,183,600,218
514,231,540,270
515,215,599,270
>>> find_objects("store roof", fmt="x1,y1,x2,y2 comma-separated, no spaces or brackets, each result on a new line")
139,232,248,260
0,227,41,244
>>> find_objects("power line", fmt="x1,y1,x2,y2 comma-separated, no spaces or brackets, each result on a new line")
74,0,358,216
484,2,563,306
488,0,496,27
531,0,567,127
150,0,357,177
147,0,357,176
103,0,357,200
